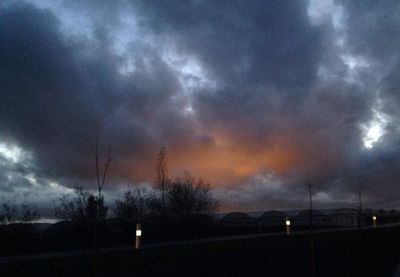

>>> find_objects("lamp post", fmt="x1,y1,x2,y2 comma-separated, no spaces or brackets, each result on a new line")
135,223,142,249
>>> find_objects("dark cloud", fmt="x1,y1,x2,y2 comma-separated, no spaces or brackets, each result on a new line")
340,0,400,63
0,2,181,182
0,0,399,213
133,0,322,89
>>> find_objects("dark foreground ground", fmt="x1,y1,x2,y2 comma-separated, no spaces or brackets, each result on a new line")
1,226,400,277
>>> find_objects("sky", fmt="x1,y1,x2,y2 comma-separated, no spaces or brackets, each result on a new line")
1,0,400,215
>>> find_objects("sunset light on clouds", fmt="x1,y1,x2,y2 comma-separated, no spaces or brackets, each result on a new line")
1,0,400,214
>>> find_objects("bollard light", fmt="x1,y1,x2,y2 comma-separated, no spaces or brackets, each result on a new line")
135,223,142,249
372,215,377,229
285,218,291,235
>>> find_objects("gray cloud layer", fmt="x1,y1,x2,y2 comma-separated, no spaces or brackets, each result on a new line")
1,0,400,213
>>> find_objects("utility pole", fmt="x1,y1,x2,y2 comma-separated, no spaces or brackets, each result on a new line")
309,183,313,235
358,191,364,274
358,191,363,230
308,182,316,277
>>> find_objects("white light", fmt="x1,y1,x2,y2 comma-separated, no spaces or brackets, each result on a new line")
285,220,291,226
372,216,377,221
136,230,142,237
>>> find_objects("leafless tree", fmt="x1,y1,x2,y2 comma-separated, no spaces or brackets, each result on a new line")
148,170,218,221
167,172,217,220
19,204,40,222
151,148,218,223
54,184,107,227
0,204,40,223
114,187,149,222
92,136,111,275
0,204,18,223
95,136,111,223
156,147,168,209
55,184,90,224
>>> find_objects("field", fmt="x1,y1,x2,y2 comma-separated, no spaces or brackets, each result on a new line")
1,226,400,277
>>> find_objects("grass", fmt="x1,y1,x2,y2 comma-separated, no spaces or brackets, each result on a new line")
1,226,400,277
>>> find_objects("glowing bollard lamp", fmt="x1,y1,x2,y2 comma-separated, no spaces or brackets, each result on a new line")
285,218,291,235
135,223,142,249
372,215,377,229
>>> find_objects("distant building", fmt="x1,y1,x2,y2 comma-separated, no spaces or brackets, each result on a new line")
221,212,253,225
329,208,358,227
258,210,287,227
294,209,328,226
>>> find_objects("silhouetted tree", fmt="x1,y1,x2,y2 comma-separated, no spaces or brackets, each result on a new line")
93,137,111,267
114,188,149,222
54,184,107,228
0,204,40,223
148,149,218,226
95,137,111,223
156,147,168,210
147,190,165,219
148,172,217,221
167,172,217,220
55,185,88,224
1,204,18,223
19,204,40,222
86,195,108,225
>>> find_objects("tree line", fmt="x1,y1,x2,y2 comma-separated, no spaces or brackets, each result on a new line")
53,146,218,229
0,203,40,224
0,145,217,227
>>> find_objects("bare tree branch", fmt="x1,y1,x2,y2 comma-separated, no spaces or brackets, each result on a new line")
100,145,112,191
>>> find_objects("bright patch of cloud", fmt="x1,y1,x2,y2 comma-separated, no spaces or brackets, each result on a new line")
341,54,371,84
341,54,370,71
0,142,25,163
183,104,194,115
307,0,345,30
362,102,388,149
363,124,383,149
27,0,94,39
48,181,73,194
163,50,217,94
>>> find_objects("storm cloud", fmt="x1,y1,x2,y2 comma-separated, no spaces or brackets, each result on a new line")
1,0,400,213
